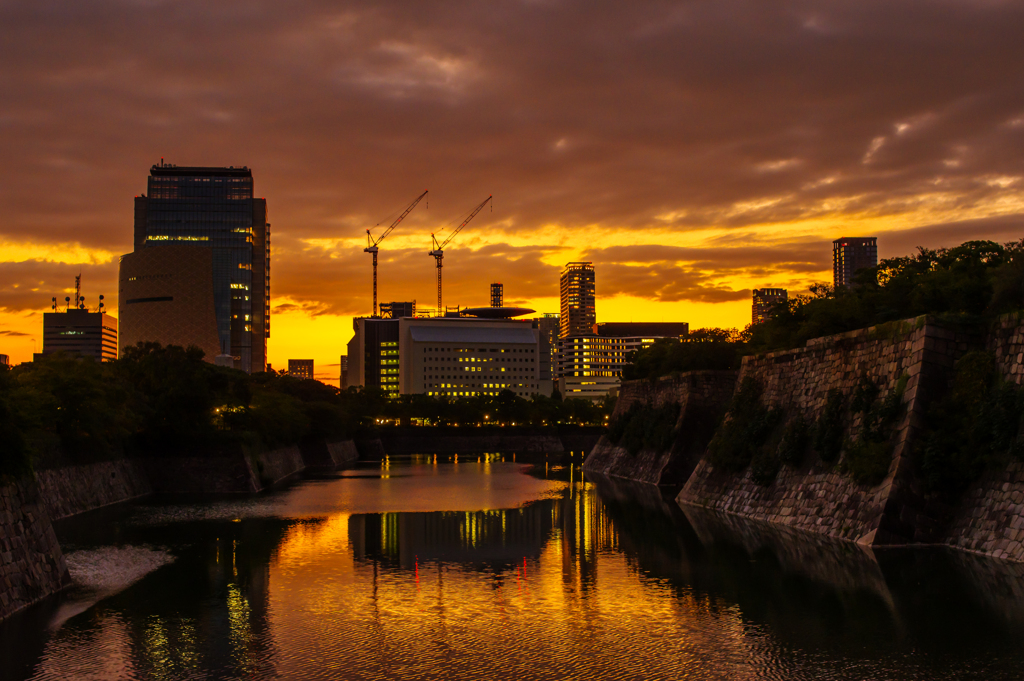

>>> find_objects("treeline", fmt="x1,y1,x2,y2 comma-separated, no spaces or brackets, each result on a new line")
625,239,1024,380
0,342,610,475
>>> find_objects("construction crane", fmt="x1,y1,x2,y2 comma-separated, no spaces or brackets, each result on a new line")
429,195,492,316
365,190,428,317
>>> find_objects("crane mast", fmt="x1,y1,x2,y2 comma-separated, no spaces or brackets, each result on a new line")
364,190,428,317
429,195,492,316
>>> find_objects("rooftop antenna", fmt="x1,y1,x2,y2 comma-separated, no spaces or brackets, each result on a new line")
74,273,82,310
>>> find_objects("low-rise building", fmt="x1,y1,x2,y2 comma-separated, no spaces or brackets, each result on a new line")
347,316,541,399
37,309,118,362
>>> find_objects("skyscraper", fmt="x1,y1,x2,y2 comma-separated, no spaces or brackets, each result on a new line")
833,237,877,288
122,163,270,372
752,288,788,325
559,262,596,339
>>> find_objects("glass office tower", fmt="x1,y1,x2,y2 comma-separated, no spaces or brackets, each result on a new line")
133,163,269,372
559,262,596,339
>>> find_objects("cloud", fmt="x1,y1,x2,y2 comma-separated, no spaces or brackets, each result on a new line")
0,330,30,337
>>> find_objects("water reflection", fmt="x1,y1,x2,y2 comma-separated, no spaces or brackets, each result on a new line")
5,458,1024,679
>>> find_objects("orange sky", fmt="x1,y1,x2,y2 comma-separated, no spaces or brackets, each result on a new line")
3,0,1024,385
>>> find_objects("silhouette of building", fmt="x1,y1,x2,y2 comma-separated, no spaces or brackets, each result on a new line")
833,237,877,288
340,355,348,388
288,359,314,380
0,354,8,369
38,309,118,362
122,163,270,372
559,262,596,339
490,283,503,308
594,322,688,338
533,314,559,395
379,301,416,319
752,288,788,325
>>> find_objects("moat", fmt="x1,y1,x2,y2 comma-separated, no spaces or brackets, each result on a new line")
4,454,1024,680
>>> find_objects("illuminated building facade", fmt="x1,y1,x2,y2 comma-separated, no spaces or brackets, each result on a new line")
752,288,788,325
833,237,878,288
347,316,541,399
129,163,270,372
38,309,118,362
556,323,689,401
559,262,596,339
288,359,314,380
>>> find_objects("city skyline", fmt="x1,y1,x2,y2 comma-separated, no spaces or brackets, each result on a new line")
4,1,1024,382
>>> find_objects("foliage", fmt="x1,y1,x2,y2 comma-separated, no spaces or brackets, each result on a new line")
843,375,907,486
708,378,783,474
607,401,681,456
623,328,747,381
748,240,1024,353
920,351,1024,496
814,389,846,463
0,368,31,478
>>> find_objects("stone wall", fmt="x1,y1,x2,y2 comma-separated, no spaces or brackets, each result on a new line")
256,445,306,487
301,439,360,470
678,317,968,546
584,371,737,486
943,315,1024,560
34,459,152,521
142,454,261,494
0,479,69,621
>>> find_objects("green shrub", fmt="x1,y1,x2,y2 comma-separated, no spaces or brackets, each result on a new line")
921,351,1024,496
777,416,811,468
814,389,846,463
708,377,783,474
608,401,681,455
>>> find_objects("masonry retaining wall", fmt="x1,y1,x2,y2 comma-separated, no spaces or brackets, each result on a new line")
678,317,970,546
584,371,737,486
0,479,69,621
34,459,152,521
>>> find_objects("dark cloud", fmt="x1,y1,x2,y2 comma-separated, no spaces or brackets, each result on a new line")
0,330,30,337
3,0,1024,316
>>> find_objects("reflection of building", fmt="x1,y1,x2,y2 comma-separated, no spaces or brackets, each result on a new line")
557,323,688,401
559,262,596,339
118,244,222,360
379,301,415,319
288,359,314,379
339,355,348,388
752,288,788,325
38,309,118,362
347,316,541,398
833,237,877,288
122,163,270,372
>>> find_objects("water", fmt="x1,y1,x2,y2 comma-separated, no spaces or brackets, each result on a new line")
4,454,1024,680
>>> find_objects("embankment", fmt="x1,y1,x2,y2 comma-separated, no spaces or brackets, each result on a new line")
584,371,736,486
678,317,966,545
0,479,70,621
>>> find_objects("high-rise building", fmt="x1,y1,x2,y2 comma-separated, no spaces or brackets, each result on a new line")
833,237,877,288
0,354,8,369
533,314,559,387
490,283,503,308
559,262,596,339
339,355,349,388
752,289,788,325
37,309,118,362
288,359,314,380
123,163,270,372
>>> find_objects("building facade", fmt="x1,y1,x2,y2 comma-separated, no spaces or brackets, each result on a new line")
559,262,596,339
347,317,541,399
118,244,222,361
339,355,348,388
752,288,788,325
379,301,416,319
288,359,314,380
38,310,118,362
490,283,503,307
556,323,689,401
533,314,559,393
127,163,270,372
833,237,878,288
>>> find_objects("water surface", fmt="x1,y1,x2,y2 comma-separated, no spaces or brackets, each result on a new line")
4,454,1024,680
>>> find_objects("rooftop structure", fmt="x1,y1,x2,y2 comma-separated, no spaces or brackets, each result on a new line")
380,301,416,319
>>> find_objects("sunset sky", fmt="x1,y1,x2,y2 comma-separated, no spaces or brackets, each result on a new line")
3,0,1024,384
